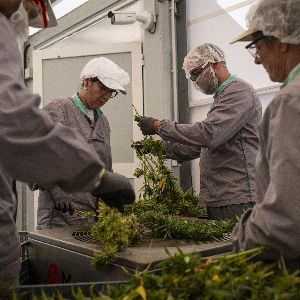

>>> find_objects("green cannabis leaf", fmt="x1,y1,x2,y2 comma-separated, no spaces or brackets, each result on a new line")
91,202,140,267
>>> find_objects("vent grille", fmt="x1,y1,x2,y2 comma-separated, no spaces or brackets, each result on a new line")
72,226,98,244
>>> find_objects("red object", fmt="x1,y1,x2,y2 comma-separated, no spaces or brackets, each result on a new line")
33,0,48,28
47,263,61,284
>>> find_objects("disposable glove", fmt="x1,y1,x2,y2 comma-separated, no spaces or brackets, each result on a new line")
53,200,75,215
136,116,158,136
35,187,75,216
29,184,75,215
92,170,135,212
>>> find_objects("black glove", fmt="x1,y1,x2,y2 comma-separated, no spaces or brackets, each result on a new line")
136,116,158,136
47,189,75,215
53,200,75,215
28,183,45,191
92,170,135,212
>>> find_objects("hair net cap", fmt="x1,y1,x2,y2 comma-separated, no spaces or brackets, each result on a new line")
80,57,130,94
231,0,300,44
182,43,225,79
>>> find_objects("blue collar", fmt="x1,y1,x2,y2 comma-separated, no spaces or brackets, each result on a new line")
71,94,103,117
214,74,238,98
281,63,300,89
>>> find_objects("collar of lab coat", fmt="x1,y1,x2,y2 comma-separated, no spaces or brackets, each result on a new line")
281,63,300,89
71,94,103,118
214,74,238,99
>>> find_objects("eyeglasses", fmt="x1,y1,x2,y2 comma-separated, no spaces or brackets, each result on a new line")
245,35,267,59
189,64,209,81
93,81,118,98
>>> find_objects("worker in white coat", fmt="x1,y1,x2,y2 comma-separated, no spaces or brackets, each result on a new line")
37,57,130,229
0,0,134,284
137,43,262,220
231,0,300,269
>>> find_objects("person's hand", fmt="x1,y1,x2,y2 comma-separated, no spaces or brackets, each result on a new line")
92,170,135,212
28,183,45,191
136,116,158,136
53,200,75,215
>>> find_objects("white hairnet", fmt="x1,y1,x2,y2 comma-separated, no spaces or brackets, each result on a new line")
80,57,130,94
182,43,225,79
247,0,300,44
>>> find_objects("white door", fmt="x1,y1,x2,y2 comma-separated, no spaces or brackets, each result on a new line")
32,42,144,224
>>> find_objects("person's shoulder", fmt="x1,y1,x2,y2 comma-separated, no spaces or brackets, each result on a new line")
270,77,300,111
43,97,72,110
229,77,256,92
224,77,259,102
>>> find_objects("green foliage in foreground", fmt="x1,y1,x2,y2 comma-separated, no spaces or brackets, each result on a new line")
6,248,300,299
106,248,300,300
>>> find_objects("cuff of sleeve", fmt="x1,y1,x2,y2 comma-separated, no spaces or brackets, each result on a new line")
158,119,168,135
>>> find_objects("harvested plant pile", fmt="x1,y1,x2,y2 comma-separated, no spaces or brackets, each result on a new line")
90,203,140,268
128,136,236,239
87,136,236,267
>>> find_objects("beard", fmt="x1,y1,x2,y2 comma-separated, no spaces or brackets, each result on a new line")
193,66,219,95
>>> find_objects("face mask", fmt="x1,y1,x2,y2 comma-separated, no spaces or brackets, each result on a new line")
9,2,29,55
193,66,219,95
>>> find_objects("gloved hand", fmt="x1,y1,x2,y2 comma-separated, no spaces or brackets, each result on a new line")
53,200,75,215
136,116,158,136
28,183,45,191
47,188,75,215
92,170,135,212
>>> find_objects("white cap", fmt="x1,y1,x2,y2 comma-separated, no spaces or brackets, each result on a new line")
80,57,130,95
